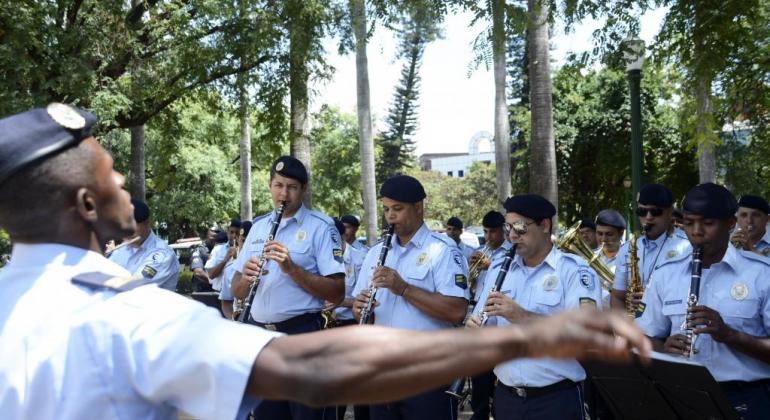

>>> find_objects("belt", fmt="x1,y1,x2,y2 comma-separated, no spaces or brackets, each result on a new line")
335,318,358,327
719,379,770,393
251,312,321,332
499,379,578,398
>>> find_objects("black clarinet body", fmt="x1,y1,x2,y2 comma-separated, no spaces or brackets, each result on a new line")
359,225,395,325
683,246,703,358
237,201,286,324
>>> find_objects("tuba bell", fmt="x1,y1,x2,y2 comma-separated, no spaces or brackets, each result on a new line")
556,221,615,292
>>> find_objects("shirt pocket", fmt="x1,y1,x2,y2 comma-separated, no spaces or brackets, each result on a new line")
713,288,760,330
288,240,313,270
661,301,686,333
532,290,562,314
406,264,434,292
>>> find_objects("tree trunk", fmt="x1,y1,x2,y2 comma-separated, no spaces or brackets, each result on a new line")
289,3,313,208
492,0,511,208
351,0,378,244
129,125,146,201
527,0,558,226
238,79,253,221
696,74,716,183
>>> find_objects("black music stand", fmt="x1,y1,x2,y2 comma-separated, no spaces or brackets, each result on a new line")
581,351,738,420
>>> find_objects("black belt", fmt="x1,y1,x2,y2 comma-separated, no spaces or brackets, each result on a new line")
499,379,578,398
335,318,358,327
719,378,770,393
251,312,321,332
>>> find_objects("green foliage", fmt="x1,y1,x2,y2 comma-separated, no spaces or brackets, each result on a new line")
0,229,10,265
311,105,364,217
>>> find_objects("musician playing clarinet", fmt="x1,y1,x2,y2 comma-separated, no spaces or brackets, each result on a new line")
637,183,770,419
230,155,345,420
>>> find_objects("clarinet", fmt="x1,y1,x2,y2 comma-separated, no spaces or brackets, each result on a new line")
359,225,395,325
237,201,286,324
683,246,703,358
447,244,518,401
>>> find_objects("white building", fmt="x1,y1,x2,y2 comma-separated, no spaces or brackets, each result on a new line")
419,131,495,178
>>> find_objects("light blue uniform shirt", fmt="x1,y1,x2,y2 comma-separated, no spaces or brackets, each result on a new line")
205,242,233,292
234,205,345,323
473,241,513,302
0,243,282,420
613,230,691,291
218,250,238,302
335,244,366,321
637,245,770,382
474,246,602,387
109,232,180,292
753,229,770,256
350,239,369,253
353,223,470,330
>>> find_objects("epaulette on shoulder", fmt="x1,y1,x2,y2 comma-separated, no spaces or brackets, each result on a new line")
656,249,690,269
559,251,589,268
430,232,456,247
308,210,334,226
252,212,270,224
71,272,147,293
740,250,770,267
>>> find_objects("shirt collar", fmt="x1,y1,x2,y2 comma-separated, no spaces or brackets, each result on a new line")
282,204,308,226
717,244,742,272
642,231,667,248
758,229,770,247
394,223,431,250
137,232,157,252
513,244,558,270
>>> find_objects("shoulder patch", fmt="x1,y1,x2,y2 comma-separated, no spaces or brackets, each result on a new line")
451,250,465,268
142,265,158,278
72,272,147,292
579,297,597,309
455,274,468,289
578,268,595,291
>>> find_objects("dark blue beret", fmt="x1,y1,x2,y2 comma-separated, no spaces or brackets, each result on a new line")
0,103,96,186
446,216,463,229
215,230,228,244
379,175,426,203
241,220,253,237
482,211,505,228
638,183,673,207
595,209,626,230
579,218,596,230
229,218,242,229
131,199,150,223
682,183,738,220
271,155,308,184
503,194,556,221
738,195,769,214
340,215,360,227
333,218,346,236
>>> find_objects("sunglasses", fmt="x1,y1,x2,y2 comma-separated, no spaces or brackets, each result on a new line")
635,207,664,217
504,220,535,235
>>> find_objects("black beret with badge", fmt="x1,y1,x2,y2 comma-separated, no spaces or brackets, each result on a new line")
738,194,770,215
482,211,505,228
0,103,96,186
271,155,308,184
503,194,556,221
638,183,674,207
682,182,738,220
595,209,627,230
446,216,463,229
131,199,150,223
379,175,426,203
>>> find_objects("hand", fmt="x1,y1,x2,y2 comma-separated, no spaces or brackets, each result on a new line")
370,267,408,296
484,291,526,323
226,246,238,260
323,300,337,311
662,334,690,356
470,252,490,271
521,309,652,363
352,289,379,321
629,291,644,310
242,256,269,280
730,229,753,251
688,305,735,343
465,314,482,328
263,240,295,273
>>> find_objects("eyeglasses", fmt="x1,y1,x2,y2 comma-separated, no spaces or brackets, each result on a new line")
504,220,535,235
635,207,664,217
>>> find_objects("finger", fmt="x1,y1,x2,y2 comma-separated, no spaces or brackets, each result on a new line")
601,312,652,359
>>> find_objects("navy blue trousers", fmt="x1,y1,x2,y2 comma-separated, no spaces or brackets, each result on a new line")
469,371,496,420
493,382,584,420
369,386,457,420
722,380,770,420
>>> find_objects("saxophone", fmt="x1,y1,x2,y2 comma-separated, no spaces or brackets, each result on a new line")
625,224,649,319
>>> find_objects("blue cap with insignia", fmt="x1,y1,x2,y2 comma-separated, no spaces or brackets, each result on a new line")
682,183,738,220
271,155,308,184
446,216,463,229
503,194,556,221
340,215,360,227
738,194,769,215
379,175,426,203
482,211,505,228
638,183,674,207
0,103,96,186
131,199,150,223
595,209,626,230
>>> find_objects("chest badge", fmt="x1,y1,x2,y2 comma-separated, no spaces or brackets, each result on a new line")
731,282,749,301
345,265,353,277
543,275,559,291
416,252,428,266
667,250,678,259
295,230,307,242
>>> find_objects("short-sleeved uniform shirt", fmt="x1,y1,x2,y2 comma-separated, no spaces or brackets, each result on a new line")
234,205,345,323
0,243,282,420
190,244,210,271
205,242,234,292
335,244,367,321
109,232,181,292
353,223,470,331
474,246,602,387
613,230,691,291
752,230,770,257
637,245,770,382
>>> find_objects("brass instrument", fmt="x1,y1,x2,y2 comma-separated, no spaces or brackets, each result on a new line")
556,221,615,291
468,245,491,296
624,224,649,319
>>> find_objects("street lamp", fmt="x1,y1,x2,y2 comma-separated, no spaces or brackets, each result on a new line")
624,36,645,232
623,176,632,241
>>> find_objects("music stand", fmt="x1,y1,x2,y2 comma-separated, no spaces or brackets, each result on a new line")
581,351,738,420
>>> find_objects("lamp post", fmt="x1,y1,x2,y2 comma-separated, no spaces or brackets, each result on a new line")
623,176,632,241
625,37,645,232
